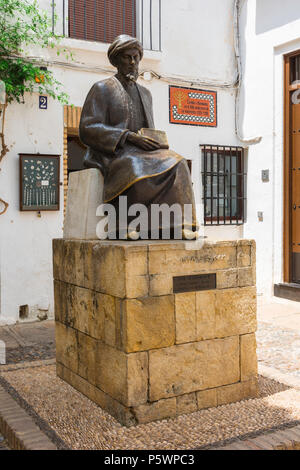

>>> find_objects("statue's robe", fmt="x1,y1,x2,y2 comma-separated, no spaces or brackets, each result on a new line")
79,75,198,232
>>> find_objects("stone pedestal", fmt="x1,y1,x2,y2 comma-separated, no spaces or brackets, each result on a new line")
53,239,258,426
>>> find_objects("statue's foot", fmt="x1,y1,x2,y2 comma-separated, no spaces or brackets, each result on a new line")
182,229,199,240
125,229,199,240
127,230,140,240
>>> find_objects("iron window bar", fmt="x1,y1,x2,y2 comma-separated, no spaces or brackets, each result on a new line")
201,145,246,226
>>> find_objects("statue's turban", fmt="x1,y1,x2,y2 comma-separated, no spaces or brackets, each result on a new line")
108,35,144,67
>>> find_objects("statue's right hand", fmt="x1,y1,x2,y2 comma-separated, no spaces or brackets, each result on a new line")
127,132,161,151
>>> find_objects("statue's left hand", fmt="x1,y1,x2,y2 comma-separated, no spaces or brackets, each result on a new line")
126,132,161,151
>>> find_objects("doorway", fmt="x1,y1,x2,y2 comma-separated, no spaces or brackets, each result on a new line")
284,51,300,283
63,105,83,210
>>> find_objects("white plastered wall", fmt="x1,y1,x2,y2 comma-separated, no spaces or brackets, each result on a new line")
0,0,241,323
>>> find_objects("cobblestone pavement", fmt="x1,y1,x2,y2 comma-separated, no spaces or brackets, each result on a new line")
0,363,298,450
0,435,9,450
6,343,55,364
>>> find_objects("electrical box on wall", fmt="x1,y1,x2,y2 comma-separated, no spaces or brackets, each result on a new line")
261,169,269,182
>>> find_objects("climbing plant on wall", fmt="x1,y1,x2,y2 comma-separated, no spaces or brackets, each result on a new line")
0,0,71,214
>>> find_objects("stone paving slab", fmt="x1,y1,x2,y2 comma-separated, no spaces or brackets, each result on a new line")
258,298,300,326
211,425,300,450
0,321,55,364
12,322,55,345
257,322,300,379
0,384,57,450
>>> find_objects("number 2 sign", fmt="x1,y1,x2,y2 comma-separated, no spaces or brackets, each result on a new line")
39,96,48,109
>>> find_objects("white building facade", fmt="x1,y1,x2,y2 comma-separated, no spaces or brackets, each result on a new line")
2,0,297,324
240,0,300,300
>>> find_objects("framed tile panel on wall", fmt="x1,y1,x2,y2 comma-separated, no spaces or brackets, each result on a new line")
19,153,60,211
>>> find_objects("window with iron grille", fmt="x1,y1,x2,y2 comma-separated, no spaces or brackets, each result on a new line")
68,0,137,43
201,145,246,225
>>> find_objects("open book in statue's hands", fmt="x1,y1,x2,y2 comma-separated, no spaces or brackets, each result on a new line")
138,128,169,149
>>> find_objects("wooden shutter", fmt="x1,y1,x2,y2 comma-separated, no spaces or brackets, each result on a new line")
68,0,136,43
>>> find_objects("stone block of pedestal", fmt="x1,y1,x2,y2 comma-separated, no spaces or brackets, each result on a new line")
63,169,103,240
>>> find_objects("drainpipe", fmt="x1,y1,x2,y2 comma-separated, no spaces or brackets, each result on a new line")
234,0,262,144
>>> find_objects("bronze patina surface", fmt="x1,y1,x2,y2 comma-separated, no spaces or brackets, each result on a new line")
79,34,198,234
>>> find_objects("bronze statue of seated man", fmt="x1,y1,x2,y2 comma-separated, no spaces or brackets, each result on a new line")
79,34,198,240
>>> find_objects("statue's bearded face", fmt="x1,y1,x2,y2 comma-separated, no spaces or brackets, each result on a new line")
116,47,141,82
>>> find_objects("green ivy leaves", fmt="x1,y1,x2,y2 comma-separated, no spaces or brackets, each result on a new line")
0,0,70,105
